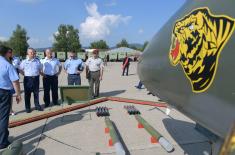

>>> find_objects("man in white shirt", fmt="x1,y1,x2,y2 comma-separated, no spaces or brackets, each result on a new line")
41,49,62,107
20,48,43,113
85,49,104,99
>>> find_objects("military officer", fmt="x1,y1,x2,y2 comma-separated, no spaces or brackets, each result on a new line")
0,45,21,149
85,49,104,98
20,48,43,113
41,49,62,107
64,51,84,85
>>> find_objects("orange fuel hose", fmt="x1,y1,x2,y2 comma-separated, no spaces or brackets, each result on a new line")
9,97,167,128
108,97,167,108
9,97,108,128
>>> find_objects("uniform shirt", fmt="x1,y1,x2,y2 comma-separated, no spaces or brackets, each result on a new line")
41,57,61,76
20,57,42,76
64,57,84,74
85,57,104,72
12,56,21,69
0,56,19,90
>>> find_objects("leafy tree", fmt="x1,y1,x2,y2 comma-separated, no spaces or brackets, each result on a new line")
129,44,144,51
116,39,129,48
90,40,109,49
142,41,149,51
8,25,29,56
129,45,138,50
0,40,9,47
53,24,81,52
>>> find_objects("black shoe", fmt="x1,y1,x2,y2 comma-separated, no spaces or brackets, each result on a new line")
53,102,59,106
26,109,31,113
35,107,43,111
0,141,10,149
44,104,50,108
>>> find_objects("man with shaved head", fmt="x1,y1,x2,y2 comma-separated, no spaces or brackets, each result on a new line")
41,49,62,108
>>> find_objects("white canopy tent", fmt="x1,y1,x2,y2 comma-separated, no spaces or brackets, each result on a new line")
107,47,141,56
107,47,141,60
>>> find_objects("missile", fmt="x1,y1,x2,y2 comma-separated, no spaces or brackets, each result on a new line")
135,115,174,152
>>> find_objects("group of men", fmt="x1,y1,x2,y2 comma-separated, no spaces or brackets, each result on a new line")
16,48,62,113
64,49,104,98
0,45,104,149
22,48,104,112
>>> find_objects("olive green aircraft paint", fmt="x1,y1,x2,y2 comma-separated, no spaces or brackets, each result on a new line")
2,141,23,155
138,0,235,139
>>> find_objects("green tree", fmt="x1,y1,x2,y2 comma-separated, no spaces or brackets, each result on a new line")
129,45,138,50
142,41,149,51
0,40,9,47
53,24,81,52
90,40,109,49
116,39,129,48
8,25,29,56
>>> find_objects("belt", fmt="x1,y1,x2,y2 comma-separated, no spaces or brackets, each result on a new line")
90,70,100,73
0,88,10,92
25,76,39,78
45,74,57,77
68,74,80,75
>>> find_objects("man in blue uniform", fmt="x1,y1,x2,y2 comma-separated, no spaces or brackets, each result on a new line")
64,51,84,85
41,49,62,107
7,48,21,116
0,45,21,149
20,48,43,113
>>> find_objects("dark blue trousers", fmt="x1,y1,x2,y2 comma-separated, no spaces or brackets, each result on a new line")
24,76,41,111
67,74,81,85
137,81,143,89
0,89,11,148
122,65,129,76
43,75,58,106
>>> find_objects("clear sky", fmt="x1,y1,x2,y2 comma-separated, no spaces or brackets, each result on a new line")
0,0,186,48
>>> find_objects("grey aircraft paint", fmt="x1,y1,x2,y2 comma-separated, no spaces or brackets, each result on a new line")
138,0,235,139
